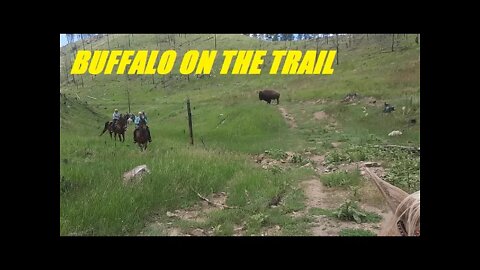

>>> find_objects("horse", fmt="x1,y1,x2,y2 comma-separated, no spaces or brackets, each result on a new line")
134,122,149,151
100,114,128,142
364,167,420,236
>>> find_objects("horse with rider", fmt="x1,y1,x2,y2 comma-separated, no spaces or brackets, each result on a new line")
133,111,151,150
100,109,128,142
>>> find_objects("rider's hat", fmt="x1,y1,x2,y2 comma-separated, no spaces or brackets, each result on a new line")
115,109,118,111
138,111,142,115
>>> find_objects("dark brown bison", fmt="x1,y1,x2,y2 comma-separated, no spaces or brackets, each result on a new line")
259,90,280,104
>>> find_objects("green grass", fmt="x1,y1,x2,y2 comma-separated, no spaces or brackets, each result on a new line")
332,200,382,223
324,144,420,193
309,200,382,224
60,34,420,235
321,169,362,188
309,207,333,216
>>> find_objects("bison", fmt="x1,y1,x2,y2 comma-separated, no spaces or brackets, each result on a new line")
258,90,280,105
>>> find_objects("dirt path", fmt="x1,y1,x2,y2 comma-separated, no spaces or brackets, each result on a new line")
274,104,390,236
140,192,239,236
279,107,297,128
141,101,394,236
298,157,391,236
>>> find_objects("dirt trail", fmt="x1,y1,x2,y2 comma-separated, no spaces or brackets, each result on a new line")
313,111,328,121
141,101,396,236
298,157,391,236
275,104,390,236
140,192,238,236
279,107,297,128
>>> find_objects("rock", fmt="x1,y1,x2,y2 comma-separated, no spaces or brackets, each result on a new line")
388,130,403,136
166,211,177,217
301,163,312,168
191,228,205,236
364,162,380,167
234,226,244,232
255,154,265,163
331,142,341,148
123,165,150,184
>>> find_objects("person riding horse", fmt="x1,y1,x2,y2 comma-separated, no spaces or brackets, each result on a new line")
133,111,152,143
112,109,120,126
100,110,127,142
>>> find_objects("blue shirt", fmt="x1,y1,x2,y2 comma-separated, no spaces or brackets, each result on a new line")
134,116,147,125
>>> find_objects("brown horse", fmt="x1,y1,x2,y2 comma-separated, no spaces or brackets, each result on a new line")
100,114,128,142
134,122,149,151
364,167,420,236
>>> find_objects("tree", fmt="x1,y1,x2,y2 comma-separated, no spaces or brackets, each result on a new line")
65,34,78,89
336,34,339,65
272,34,279,41
78,34,86,87
66,34,76,45
86,34,94,51
63,53,70,83
79,34,86,50
284,34,294,41
391,34,395,52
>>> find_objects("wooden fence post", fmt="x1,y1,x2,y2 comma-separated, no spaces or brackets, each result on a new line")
187,98,194,145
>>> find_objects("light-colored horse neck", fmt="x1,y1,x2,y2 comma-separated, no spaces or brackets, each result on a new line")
364,167,420,236
379,191,420,236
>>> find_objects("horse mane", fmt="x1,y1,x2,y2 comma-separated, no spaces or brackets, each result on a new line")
381,191,420,236
396,191,420,236
364,167,419,236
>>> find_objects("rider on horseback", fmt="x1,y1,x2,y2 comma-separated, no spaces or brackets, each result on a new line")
133,111,152,143
112,109,120,126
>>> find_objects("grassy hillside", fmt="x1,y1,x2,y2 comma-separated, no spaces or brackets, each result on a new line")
60,34,420,236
